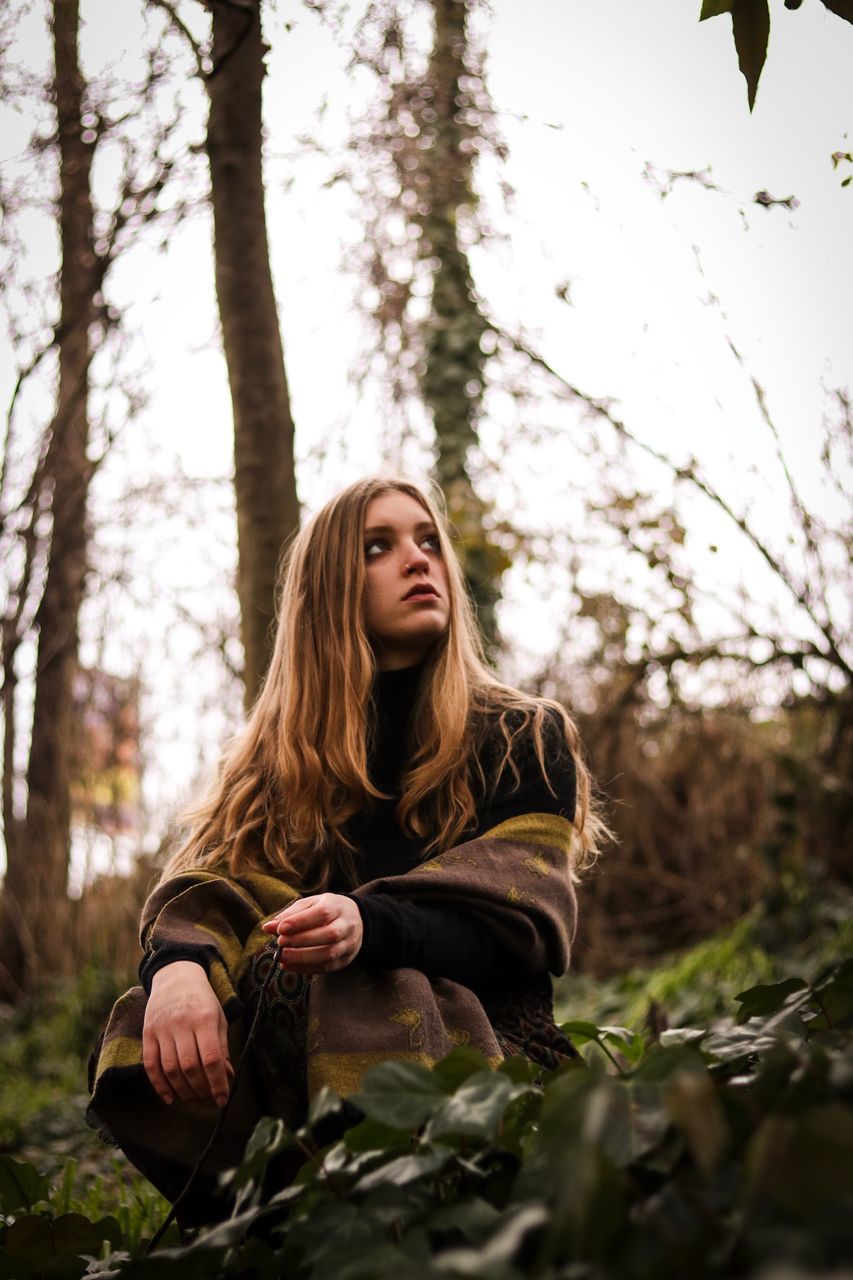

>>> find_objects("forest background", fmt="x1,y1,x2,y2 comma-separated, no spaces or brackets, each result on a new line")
0,0,851,1272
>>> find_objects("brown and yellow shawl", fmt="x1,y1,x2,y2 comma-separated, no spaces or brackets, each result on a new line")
87,813,576,1206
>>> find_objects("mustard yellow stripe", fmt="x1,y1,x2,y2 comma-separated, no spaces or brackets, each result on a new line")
308,1050,503,1098
94,1034,144,1082
478,812,574,851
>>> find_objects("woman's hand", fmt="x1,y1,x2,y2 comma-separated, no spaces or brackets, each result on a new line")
142,960,234,1108
261,893,363,974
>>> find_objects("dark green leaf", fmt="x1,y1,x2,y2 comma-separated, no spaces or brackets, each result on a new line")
351,1060,446,1129
3,1212,108,1262
735,976,809,1023
344,1114,414,1153
424,1071,533,1141
732,0,770,110
633,1043,707,1081
559,1020,601,1045
813,957,853,1026
748,1104,853,1213
354,1145,453,1193
435,1203,548,1276
431,1044,492,1091
700,0,733,16
0,1157,49,1213
665,1070,729,1175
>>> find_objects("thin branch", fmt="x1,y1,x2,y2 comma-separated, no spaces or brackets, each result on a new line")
0,335,58,515
500,330,852,685
146,0,206,77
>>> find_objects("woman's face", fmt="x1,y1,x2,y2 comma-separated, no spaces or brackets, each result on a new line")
362,491,451,670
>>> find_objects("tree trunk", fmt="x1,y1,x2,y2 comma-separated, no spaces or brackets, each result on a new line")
0,0,96,1000
420,0,504,653
206,0,300,708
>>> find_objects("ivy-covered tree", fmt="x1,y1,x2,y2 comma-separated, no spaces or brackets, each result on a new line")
340,0,516,652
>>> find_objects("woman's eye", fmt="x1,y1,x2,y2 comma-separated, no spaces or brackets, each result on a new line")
423,534,441,552
365,539,387,556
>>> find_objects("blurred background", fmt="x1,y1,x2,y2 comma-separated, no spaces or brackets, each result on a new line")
0,0,850,1093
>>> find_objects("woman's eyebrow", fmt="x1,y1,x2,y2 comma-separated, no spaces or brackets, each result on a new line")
364,521,437,536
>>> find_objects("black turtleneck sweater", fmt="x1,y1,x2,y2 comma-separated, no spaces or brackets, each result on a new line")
333,659,577,993
140,660,576,997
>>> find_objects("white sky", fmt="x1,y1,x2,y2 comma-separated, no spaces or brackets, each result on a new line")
1,0,851,881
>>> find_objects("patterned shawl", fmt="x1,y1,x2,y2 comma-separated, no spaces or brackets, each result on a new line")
87,812,576,1202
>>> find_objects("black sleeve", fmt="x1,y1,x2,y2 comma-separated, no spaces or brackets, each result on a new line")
347,894,512,994
138,944,211,995
349,706,577,991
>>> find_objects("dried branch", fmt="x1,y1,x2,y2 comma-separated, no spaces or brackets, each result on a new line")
500,329,852,685
147,0,207,77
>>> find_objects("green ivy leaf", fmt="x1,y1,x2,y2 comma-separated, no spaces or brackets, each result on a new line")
559,1019,601,1045
734,976,810,1024
813,956,853,1026
354,1145,454,1193
3,1211,109,1262
732,0,770,110
700,0,733,17
0,1157,49,1214
424,1072,534,1141
431,1044,493,1092
351,1061,446,1129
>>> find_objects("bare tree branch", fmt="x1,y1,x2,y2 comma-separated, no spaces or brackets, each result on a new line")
499,329,852,685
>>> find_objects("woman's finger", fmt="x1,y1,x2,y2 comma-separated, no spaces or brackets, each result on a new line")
195,1013,232,1107
278,943,347,973
171,1030,212,1103
142,1031,175,1105
158,1034,197,1104
278,922,350,949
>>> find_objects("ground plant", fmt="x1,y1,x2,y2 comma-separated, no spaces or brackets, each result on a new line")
1,954,851,1279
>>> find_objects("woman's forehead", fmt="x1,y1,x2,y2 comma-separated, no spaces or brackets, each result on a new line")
363,491,433,529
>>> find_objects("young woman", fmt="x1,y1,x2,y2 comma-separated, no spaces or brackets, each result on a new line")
88,475,604,1219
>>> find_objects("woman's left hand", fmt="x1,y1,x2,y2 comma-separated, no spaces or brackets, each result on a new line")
261,893,364,974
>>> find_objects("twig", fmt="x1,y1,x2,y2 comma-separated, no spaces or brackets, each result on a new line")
147,0,207,77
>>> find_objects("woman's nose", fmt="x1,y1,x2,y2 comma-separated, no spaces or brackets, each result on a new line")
404,542,429,571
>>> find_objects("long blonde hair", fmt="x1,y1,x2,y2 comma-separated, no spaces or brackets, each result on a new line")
163,475,606,887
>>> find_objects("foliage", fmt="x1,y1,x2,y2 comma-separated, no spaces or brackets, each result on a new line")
700,0,853,112
2,958,852,1278
556,868,853,1028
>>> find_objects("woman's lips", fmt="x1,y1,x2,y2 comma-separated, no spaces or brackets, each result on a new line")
403,585,439,600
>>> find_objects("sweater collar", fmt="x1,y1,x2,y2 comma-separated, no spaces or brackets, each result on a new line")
373,656,428,717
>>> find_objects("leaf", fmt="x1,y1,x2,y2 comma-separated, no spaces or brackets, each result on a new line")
632,1044,707,1082
354,1145,454,1193
435,1204,548,1276
431,1044,493,1092
820,0,853,22
351,1061,446,1129
3,1212,110,1262
732,0,770,111
425,1072,533,1141
559,1019,601,1045
700,0,733,16
665,1071,729,1176
747,1105,853,1213
813,956,853,1026
734,976,809,1024
0,1156,49,1213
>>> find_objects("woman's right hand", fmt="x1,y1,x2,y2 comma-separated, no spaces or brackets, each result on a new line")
142,960,234,1109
